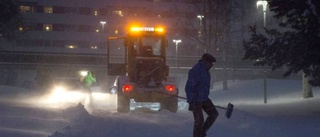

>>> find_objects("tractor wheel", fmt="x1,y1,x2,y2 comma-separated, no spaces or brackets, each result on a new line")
117,94,130,113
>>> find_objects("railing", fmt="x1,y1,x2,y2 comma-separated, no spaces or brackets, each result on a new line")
0,51,108,66
0,51,267,69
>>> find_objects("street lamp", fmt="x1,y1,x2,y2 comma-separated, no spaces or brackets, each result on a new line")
197,15,204,36
257,1,268,27
257,0,268,103
100,21,106,32
197,15,204,25
99,21,107,50
173,39,182,67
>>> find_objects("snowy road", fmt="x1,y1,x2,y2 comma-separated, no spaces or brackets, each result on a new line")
0,79,320,137
0,102,66,137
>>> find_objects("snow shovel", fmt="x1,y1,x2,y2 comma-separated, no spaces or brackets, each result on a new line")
215,103,234,119
185,97,234,119
157,91,234,118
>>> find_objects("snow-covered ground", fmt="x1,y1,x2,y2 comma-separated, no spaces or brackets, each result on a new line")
0,78,319,137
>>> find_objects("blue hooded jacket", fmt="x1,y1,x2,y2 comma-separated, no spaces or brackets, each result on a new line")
185,60,211,103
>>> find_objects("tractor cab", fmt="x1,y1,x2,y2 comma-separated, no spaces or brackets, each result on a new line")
107,27,169,87
107,26,178,113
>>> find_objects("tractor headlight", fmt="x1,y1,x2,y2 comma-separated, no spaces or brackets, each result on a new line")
50,86,67,101
53,86,66,93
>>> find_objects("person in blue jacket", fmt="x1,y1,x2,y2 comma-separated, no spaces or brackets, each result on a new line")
185,53,219,137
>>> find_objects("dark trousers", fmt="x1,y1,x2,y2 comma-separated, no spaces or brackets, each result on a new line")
193,99,219,137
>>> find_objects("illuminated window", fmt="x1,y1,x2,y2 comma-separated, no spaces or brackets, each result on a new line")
91,45,98,49
115,30,118,34
113,10,123,17
44,7,53,13
94,10,98,16
43,24,53,31
20,6,31,12
66,45,77,49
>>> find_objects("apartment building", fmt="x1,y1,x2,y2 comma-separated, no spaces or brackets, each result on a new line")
3,0,182,54
2,0,257,57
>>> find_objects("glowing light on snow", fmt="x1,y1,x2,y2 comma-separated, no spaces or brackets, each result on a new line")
47,90,86,104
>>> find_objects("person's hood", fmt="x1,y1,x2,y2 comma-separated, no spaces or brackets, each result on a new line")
198,60,210,71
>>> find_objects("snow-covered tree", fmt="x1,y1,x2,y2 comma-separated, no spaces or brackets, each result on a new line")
243,0,320,93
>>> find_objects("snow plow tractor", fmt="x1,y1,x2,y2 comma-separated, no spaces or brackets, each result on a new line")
107,26,178,113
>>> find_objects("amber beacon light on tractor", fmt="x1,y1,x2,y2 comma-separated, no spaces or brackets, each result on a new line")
107,26,178,113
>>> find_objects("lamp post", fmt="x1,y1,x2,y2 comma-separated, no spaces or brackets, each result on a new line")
257,1,267,27
100,21,106,32
257,0,268,103
173,39,181,67
99,21,107,50
197,15,204,25
197,15,204,37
